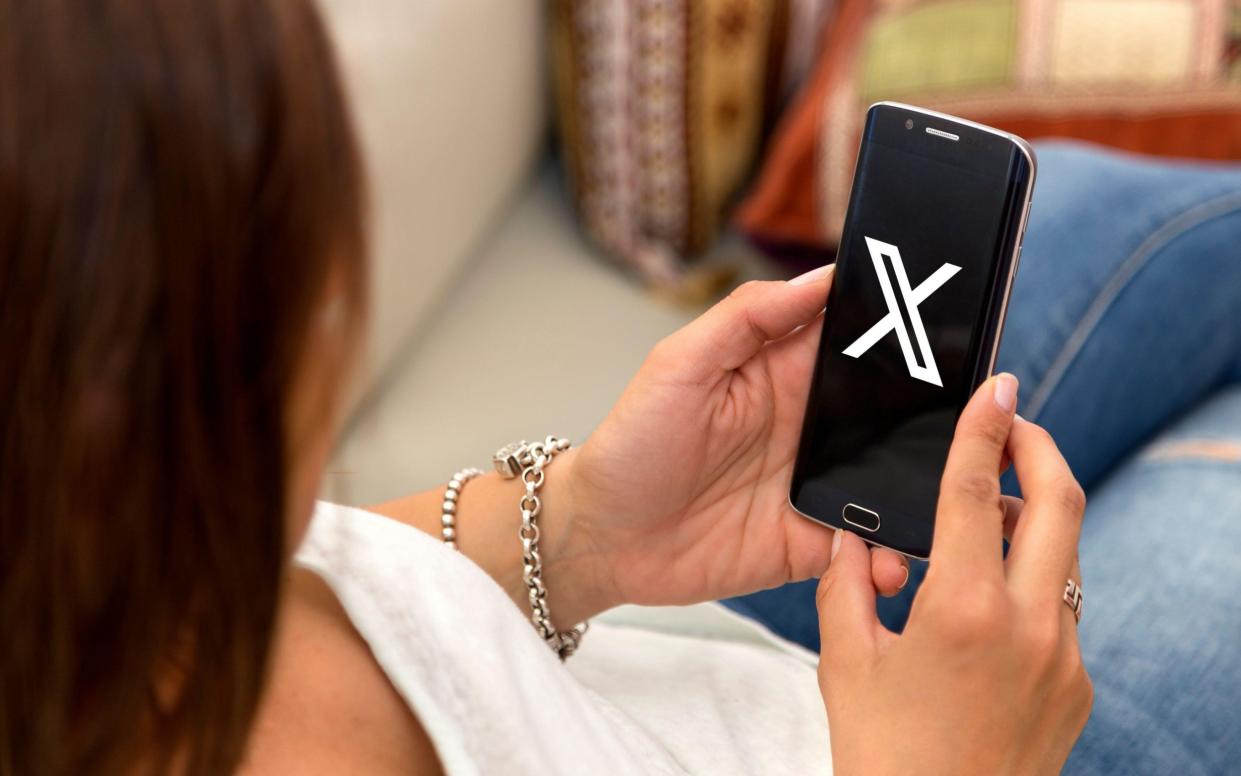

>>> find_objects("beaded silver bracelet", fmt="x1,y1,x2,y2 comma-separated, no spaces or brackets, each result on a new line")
440,467,484,550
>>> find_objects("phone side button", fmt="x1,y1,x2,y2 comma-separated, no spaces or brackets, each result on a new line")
842,503,881,532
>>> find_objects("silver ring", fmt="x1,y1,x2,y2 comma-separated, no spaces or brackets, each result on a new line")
1063,579,1084,624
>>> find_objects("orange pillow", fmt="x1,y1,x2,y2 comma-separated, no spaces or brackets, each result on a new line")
737,0,1241,251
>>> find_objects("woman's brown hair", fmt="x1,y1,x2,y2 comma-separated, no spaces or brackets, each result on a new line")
0,1,365,773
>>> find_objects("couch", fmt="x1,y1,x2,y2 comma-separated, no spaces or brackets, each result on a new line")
317,0,776,506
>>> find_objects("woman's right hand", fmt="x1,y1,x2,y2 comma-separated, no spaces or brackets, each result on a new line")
816,377,1093,776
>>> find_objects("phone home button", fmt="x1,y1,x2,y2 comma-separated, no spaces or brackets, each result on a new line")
842,503,881,532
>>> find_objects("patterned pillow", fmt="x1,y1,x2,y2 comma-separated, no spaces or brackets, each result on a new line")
551,0,832,291
736,0,1241,253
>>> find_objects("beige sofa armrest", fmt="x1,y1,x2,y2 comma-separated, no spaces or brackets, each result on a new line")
317,0,548,409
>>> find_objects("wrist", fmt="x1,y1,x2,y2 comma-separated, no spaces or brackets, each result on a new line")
515,446,621,624
368,444,620,628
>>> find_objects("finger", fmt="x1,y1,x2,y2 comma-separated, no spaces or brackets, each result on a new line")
659,268,834,380
1001,495,1025,542
1005,417,1086,596
765,313,824,399
870,546,910,598
817,530,881,670
931,373,1019,575
766,314,826,432
779,502,838,580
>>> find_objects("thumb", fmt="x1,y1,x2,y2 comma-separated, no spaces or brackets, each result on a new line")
657,268,833,381
817,529,880,672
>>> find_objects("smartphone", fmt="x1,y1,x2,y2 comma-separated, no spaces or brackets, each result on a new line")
789,102,1036,559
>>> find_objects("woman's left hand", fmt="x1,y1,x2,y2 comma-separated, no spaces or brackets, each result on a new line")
553,268,909,615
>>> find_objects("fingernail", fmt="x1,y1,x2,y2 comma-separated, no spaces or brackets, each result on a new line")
830,528,843,561
897,564,910,591
993,373,1018,413
789,264,833,286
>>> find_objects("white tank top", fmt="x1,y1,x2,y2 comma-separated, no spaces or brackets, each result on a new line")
295,502,833,775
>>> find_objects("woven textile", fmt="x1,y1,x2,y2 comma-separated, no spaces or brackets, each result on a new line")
552,0,832,286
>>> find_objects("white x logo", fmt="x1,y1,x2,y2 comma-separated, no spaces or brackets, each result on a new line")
842,236,961,387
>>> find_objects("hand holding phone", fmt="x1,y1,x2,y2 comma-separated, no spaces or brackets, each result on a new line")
815,379,1091,776
563,267,912,616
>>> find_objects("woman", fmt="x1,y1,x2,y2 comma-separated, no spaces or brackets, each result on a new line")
0,1,1090,774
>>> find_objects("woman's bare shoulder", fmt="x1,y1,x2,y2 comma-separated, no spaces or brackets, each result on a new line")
236,566,443,776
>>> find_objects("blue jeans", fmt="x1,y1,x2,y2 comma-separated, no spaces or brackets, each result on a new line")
724,142,1241,774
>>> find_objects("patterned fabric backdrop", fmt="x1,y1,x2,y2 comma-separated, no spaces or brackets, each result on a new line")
552,0,832,290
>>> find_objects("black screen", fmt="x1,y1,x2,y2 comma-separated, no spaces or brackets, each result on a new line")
790,104,1032,557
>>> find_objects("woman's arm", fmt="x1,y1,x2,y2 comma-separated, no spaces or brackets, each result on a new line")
369,270,911,629
366,449,616,627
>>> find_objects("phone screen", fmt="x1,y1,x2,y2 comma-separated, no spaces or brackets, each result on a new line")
790,104,1032,557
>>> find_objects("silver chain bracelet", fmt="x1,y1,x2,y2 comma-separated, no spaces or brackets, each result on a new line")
494,436,588,660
